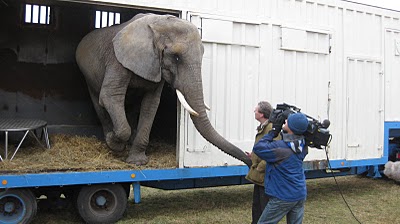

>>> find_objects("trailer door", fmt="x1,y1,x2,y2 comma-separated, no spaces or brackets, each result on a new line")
177,13,261,168
346,58,384,160
384,29,400,121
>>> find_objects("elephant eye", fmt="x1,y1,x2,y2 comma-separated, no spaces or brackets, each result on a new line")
175,55,180,61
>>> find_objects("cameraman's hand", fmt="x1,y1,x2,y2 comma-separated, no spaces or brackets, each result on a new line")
269,122,282,138
269,113,285,137
275,113,286,126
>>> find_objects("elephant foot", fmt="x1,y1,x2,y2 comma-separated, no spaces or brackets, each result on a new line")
106,132,127,152
126,151,148,165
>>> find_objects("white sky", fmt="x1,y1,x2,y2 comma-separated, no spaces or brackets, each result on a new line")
347,0,400,11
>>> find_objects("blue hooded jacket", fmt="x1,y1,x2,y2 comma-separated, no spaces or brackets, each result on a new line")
252,132,308,202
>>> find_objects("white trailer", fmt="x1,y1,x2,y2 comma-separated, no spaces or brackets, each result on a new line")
141,0,400,171
1,0,399,170
1,0,400,223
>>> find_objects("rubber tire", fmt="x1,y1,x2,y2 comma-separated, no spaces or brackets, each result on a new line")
76,184,127,224
0,189,37,224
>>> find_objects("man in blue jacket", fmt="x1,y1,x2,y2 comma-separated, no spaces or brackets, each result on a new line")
253,112,309,224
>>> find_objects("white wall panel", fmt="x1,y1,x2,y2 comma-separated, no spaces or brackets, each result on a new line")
85,0,400,22
327,7,346,160
384,29,400,121
179,0,398,166
343,9,382,57
258,24,274,99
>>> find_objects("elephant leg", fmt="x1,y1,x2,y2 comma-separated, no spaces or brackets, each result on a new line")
125,91,141,146
99,67,131,152
126,80,165,165
87,87,114,139
126,111,139,147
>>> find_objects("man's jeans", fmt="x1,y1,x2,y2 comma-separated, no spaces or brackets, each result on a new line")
257,197,305,224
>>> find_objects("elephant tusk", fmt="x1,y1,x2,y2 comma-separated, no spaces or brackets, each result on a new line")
176,90,199,116
204,102,211,111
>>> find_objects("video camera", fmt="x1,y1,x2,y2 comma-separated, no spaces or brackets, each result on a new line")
269,103,331,149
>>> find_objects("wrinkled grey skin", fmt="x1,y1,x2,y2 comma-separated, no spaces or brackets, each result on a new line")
76,14,251,166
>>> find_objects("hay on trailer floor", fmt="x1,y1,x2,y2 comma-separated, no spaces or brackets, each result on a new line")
0,134,176,174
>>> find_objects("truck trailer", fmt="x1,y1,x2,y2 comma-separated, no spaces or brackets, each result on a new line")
1,0,400,223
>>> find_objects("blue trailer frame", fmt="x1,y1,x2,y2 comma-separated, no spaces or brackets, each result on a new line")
0,121,398,224
0,165,364,204
1,120,398,203
1,122,399,190
0,166,248,203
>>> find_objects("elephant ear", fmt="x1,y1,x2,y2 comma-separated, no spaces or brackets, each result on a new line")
113,15,164,82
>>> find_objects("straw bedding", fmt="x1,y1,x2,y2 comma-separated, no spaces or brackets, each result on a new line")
0,134,176,174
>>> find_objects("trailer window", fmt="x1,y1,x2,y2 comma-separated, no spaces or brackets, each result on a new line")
24,4,51,25
95,11,120,28
281,27,331,54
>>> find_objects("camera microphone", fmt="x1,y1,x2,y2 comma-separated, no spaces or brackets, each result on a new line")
322,119,330,128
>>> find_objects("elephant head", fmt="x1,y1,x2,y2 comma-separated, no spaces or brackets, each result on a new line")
113,14,251,166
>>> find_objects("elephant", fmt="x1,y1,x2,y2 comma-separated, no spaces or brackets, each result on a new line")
75,13,251,166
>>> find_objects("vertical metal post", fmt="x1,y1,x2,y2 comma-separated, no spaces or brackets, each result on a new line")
30,4,33,24
38,4,41,23
43,126,50,148
132,182,141,204
5,131,8,160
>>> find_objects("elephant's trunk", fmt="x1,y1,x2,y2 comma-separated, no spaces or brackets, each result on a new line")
180,66,251,167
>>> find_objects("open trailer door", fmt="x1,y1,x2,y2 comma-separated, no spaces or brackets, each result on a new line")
177,12,261,168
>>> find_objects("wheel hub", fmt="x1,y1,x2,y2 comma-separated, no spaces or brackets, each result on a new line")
4,201,16,213
95,195,107,207
1,197,21,215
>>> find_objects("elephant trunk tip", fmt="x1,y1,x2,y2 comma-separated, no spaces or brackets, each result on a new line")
241,156,252,168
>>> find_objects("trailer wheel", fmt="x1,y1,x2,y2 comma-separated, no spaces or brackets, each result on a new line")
77,184,127,224
0,189,37,224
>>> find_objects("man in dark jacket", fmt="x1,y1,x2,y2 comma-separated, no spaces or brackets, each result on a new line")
246,101,281,224
253,113,309,224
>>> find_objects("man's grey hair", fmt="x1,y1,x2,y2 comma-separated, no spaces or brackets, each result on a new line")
257,101,273,119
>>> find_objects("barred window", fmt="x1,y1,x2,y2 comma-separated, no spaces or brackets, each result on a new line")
25,4,51,25
95,11,120,28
